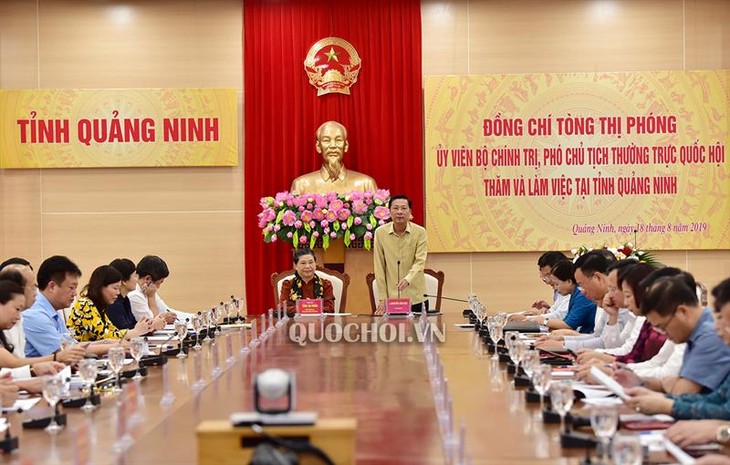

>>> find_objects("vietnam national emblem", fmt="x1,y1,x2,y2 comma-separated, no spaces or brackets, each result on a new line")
304,37,361,96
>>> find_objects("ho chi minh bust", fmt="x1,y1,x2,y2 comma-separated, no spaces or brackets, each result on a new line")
290,121,378,195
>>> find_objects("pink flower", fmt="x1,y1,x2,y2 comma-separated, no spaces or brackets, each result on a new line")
309,221,316,228
281,210,297,226
314,195,328,209
348,191,364,201
260,208,276,222
321,220,329,228
286,232,293,238
312,208,325,221
299,235,308,244
378,219,385,226
306,203,313,210
323,227,330,233
271,235,278,242
298,206,305,212
349,233,356,241
294,220,303,229
373,206,390,220
354,217,362,225
275,192,289,203
312,231,320,238
326,192,339,202
300,211,313,222
341,222,348,230
329,199,344,212
292,195,308,208
366,224,373,231
352,200,368,214
325,210,337,222
330,232,337,238
364,232,373,240
374,189,390,203
337,209,351,221
273,225,281,231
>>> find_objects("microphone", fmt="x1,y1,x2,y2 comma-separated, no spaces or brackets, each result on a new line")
423,294,469,303
397,261,401,298
157,331,177,356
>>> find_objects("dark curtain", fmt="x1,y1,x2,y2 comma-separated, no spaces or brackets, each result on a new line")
244,0,423,314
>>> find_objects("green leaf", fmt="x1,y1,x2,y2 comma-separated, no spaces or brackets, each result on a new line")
310,235,317,249
346,215,354,227
304,223,311,233
364,238,371,250
344,234,351,247
293,231,299,246
323,234,330,249
275,209,285,224
333,221,340,232
369,214,376,226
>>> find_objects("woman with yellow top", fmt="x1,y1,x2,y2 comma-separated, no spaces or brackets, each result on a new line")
67,265,153,342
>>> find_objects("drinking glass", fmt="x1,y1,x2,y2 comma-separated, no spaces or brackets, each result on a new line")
550,380,574,432
233,297,242,321
504,331,519,364
531,365,552,413
42,376,64,434
77,359,98,412
611,433,642,465
60,330,76,350
192,315,202,350
224,302,231,323
175,320,188,359
513,340,528,375
201,311,212,342
521,350,540,380
591,405,619,464
486,316,498,359
129,337,145,379
107,346,125,394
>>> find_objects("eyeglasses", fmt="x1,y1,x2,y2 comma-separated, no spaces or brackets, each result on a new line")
651,311,676,335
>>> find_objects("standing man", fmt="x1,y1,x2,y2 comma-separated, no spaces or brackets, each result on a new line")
373,195,429,314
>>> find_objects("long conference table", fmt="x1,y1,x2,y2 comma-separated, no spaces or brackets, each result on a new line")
4,313,588,465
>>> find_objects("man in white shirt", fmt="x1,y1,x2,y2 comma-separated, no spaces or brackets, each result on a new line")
128,255,179,323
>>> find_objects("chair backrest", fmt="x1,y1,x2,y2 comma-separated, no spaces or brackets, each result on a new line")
366,269,445,313
271,266,350,313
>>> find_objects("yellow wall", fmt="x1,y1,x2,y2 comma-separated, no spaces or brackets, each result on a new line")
1,0,728,313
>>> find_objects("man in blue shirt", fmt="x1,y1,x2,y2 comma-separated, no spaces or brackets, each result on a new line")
626,273,730,413
23,256,82,357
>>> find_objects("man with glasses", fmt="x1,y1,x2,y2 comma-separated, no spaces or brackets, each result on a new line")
626,273,730,413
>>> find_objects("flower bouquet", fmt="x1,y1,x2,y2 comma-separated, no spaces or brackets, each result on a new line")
571,242,660,267
257,190,391,250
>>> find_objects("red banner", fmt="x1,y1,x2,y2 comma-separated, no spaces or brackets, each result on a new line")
243,0,423,314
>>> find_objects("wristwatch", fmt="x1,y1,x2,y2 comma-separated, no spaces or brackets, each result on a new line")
716,425,730,444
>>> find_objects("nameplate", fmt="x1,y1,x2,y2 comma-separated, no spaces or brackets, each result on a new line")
386,298,411,315
296,298,323,316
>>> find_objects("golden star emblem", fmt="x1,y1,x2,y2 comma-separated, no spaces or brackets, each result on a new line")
324,47,339,63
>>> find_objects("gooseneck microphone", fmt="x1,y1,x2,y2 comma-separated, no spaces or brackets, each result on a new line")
157,331,177,356
397,261,401,298
423,294,469,303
